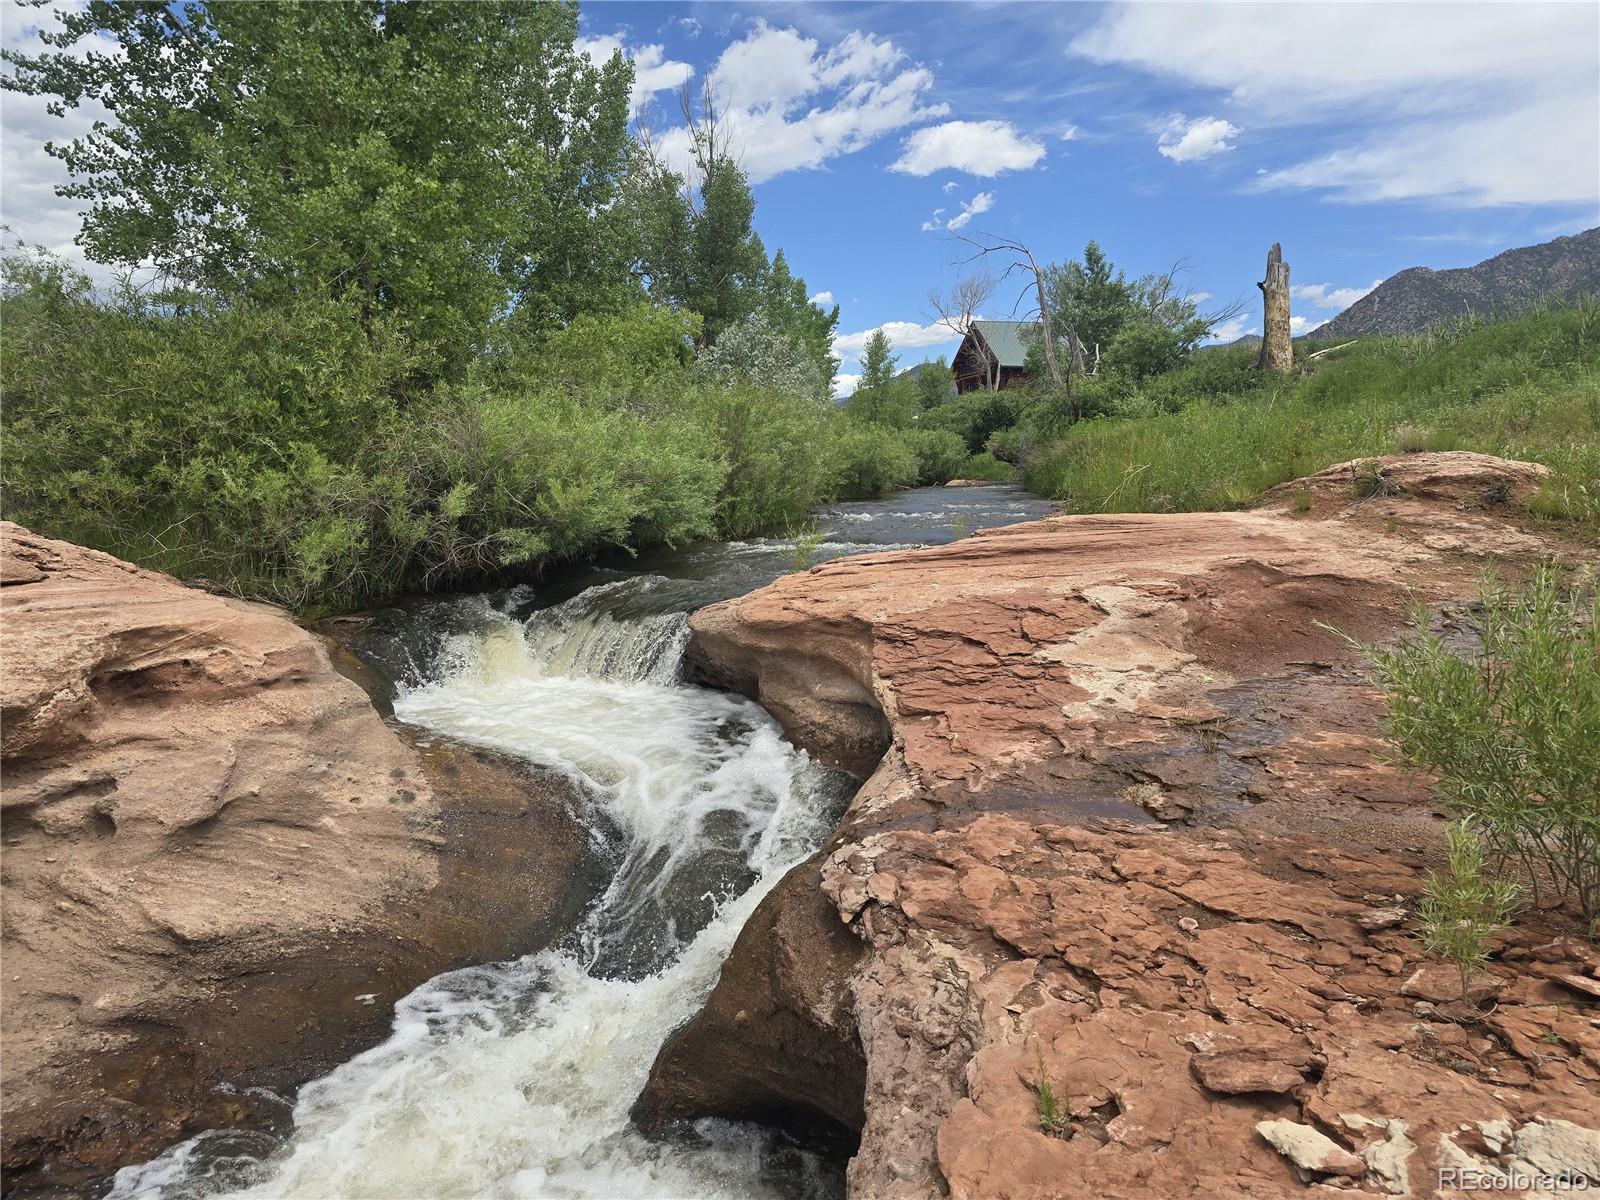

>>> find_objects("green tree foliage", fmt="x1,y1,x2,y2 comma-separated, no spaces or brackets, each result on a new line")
634,148,837,388
1034,241,1214,384
846,330,916,426
4,1,635,378
915,357,956,410
696,313,828,405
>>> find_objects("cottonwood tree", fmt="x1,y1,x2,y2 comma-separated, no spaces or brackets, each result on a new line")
3,1,634,377
635,80,838,381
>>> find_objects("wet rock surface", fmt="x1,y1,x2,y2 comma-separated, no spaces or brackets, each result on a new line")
0,524,598,1190
651,454,1599,1198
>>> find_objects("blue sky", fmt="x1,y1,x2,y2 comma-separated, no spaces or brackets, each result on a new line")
578,2,1600,392
4,2,1596,396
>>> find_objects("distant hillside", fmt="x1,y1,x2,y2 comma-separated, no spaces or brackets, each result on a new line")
1310,227,1600,339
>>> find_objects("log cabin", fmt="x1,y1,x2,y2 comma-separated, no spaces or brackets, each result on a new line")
952,319,1036,393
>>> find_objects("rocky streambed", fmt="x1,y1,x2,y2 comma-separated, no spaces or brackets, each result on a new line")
3,458,1597,1199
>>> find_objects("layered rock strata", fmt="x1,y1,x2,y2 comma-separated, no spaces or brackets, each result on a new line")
0,524,597,1189
650,454,1599,1199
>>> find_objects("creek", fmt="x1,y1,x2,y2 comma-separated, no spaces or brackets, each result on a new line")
106,486,1053,1200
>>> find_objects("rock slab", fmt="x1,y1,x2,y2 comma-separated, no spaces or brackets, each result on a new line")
0,523,594,1188
652,454,1599,1199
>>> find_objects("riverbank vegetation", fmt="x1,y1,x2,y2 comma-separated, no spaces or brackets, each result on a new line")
968,292,1597,529
0,2,974,612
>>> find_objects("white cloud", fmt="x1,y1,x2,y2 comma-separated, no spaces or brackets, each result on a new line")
1258,96,1597,206
1206,315,1257,343
890,119,1046,177
0,3,129,285
941,180,959,194
1293,280,1383,311
575,34,694,117
833,372,861,398
834,319,961,362
919,208,945,232
653,22,947,183
944,190,994,231
1156,115,1239,163
1073,4,1599,207
1289,315,1315,335
809,290,835,306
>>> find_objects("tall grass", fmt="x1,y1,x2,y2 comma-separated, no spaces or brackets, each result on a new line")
1024,302,1600,527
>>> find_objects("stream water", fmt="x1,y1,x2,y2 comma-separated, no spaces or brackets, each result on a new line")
104,486,1053,1200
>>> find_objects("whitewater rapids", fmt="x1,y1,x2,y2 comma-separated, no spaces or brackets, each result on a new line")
108,580,851,1200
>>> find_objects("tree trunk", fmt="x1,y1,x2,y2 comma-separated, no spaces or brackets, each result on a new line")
1257,243,1293,373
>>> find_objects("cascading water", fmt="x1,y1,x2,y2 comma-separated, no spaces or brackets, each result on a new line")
104,486,1059,1200
108,577,853,1200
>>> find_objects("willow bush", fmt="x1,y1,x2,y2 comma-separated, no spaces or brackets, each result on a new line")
1354,568,1600,928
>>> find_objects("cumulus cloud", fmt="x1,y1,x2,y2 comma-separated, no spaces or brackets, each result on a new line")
1156,115,1239,163
944,190,995,231
833,372,861,398
574,34,695,117
1289,315,1317,334
941,180,959,194
919,208,946,232
0,3,128,283
1293,280,1383,311
1072,3,1598,207
809,290,835,306
834,319,961,361
1206,315,1257,343
890,119,1046,177
652,22,947,183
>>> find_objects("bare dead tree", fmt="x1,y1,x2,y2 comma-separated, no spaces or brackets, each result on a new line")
1257,243,1293,373
928,270,999,390
949,232,1073,394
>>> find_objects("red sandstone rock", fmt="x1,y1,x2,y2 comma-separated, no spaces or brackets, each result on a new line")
655,454,1597,1199
0,523,591,1189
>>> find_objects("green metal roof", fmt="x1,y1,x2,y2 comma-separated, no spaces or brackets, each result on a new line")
970,319,1036,369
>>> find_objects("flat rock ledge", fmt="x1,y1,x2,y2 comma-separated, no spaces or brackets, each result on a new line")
0,523,598,1190
645,454,1599,1199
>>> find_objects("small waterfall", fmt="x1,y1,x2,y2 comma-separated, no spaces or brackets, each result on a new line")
108,579,852,1200
517,578,691,686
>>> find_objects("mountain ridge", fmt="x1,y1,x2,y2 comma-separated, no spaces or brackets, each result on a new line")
1309,227,1600,339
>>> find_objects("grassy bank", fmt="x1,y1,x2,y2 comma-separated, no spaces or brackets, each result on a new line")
1023,303,1599,527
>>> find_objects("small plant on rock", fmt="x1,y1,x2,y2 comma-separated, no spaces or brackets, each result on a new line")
1349,567,1599,928
949,514,970,540
1420,820,1521,1004
1393,422,1430,453
1350,459,1400,500
789,523,824,572
1031,1042,1070,1137
1291,488,1313,515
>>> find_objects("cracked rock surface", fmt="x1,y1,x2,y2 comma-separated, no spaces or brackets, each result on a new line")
653,454,1598,1198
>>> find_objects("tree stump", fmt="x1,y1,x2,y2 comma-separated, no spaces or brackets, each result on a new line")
1257,243,1293,373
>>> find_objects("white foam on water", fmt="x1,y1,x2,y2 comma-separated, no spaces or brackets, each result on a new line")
108,585,848,1200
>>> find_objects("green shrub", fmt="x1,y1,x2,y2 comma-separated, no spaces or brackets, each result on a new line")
963,452,1016,482
904,428,969,485
1420,821,1521,1002
694,382,837,536
1352,568,1600,926
923,389,1027,453
829,422,920,499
